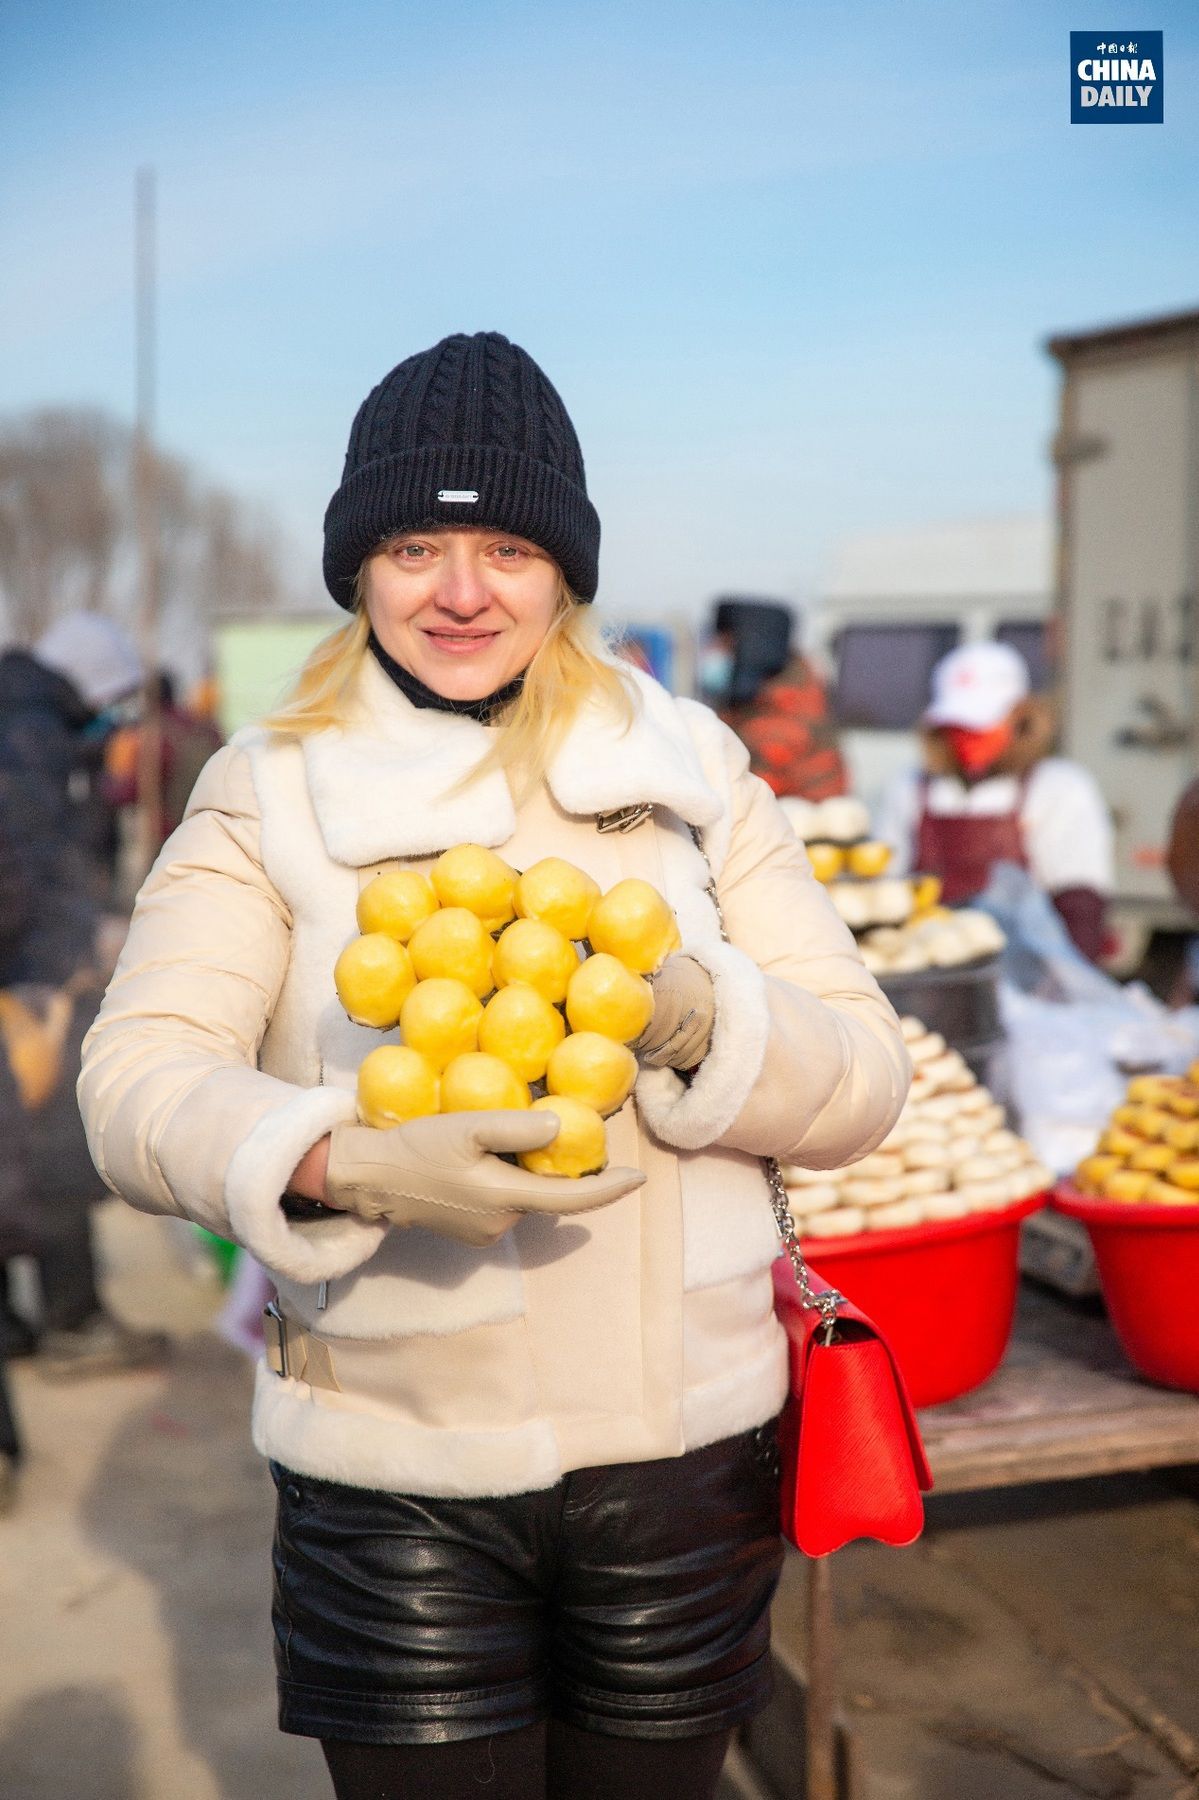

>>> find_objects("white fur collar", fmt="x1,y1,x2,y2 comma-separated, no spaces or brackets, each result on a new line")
302,656,721,866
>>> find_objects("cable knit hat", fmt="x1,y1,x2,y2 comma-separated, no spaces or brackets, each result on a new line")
323,332,600,608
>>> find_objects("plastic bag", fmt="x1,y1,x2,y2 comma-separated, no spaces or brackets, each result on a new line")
975,863,1116,1004
978,865,1199,1173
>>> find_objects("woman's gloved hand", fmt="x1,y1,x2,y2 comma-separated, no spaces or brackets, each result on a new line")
323,1111,645,1248
635,953,715,1071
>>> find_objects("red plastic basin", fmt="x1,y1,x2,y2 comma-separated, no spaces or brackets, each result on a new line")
802,1194,1046,1408
1052,1185,1199,1392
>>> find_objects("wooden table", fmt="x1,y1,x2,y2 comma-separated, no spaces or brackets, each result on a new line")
783,1284,1199,1800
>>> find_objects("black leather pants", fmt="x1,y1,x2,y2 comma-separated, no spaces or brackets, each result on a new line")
272,1421,784,1745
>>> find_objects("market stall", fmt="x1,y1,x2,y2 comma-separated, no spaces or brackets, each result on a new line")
742,803,1199,1800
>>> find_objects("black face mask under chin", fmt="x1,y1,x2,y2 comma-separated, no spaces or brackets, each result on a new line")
367,630,526,723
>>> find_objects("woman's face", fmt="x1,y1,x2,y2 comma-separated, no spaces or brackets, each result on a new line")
364,528,560,701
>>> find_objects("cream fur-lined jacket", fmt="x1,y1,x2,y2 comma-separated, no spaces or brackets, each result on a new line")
78,659,910,1498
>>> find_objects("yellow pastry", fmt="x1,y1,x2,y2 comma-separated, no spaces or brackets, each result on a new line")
910,874,943,915
1145,1180,1199,1206
1100,1125,1144,1159
1126,1075,1171,1107
1128,1141,1177,1173
1112,1103,1170,1140
1166,1157,1199,1191
1101,1168,1154,1202
846,840,891,879
1075,1154,1121,1194
805,843,844,883
1164,1118,1199,1154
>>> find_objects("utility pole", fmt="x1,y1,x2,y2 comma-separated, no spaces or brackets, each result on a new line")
132,165,163,885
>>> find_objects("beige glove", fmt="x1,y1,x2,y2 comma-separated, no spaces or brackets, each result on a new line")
635,954,716,1071
324,1111,646,1248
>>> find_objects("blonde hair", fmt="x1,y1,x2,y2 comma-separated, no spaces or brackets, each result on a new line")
263,568,637,795
263,604,372,736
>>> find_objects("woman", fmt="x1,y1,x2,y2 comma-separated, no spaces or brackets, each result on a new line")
79,331,909,1800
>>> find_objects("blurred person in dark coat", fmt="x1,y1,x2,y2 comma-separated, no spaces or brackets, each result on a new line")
0,808,35,1508
699,597,848,801
0,614,166,1378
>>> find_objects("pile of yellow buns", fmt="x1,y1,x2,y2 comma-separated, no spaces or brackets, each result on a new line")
1075,1070,1199,1205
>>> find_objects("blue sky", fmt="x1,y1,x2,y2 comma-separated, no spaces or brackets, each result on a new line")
2,0,1196,623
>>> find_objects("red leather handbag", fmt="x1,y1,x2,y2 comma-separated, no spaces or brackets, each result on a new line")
765,1159,933,1557
684,822,933,1558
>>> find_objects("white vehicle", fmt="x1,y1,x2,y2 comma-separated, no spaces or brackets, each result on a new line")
809,514,1052,818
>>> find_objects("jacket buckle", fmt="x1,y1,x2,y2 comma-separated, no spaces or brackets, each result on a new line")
595,804,653,834
263,1301,291,1378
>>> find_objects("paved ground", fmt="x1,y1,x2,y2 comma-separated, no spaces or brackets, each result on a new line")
2,1204,1197,1799
769,1474,1199,1798
0,1206,330,1800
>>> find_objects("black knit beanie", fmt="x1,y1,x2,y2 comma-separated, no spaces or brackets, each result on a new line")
323,332,600,608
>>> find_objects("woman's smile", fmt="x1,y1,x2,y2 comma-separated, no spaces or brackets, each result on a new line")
422,626,502,656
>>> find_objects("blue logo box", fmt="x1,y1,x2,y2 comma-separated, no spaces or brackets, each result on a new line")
1071,31,1163,122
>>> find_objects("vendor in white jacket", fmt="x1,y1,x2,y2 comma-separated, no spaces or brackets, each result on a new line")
876,641,1114,962
78,332,908,1800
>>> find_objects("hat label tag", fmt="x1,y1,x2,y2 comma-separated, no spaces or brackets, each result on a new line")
437,489,478,503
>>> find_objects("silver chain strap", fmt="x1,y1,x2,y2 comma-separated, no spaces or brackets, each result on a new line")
688,826,845,1342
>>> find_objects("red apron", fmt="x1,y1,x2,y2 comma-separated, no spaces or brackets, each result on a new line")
914,778,1028,906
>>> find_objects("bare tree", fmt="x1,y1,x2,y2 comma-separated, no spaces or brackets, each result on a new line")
193,489,281,621
0,407,286,661
0,410,121,637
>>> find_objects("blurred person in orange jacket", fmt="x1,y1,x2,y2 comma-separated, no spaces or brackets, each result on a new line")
699,598,848,801
105,670,225,849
